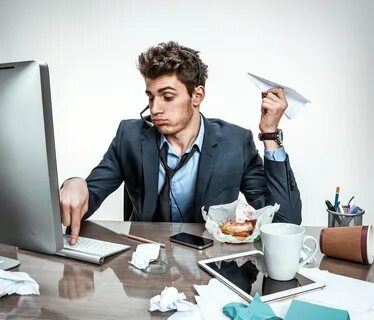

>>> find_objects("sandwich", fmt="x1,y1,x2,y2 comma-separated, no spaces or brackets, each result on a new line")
219,220,257,240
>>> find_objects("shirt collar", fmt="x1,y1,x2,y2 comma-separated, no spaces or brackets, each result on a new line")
159,115,205,153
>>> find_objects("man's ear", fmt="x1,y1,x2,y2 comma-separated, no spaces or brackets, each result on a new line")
192,85,205,107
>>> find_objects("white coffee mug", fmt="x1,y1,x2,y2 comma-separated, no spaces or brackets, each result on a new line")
260,223,318,281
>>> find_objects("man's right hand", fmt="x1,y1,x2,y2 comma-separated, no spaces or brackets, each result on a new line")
59,177,89,245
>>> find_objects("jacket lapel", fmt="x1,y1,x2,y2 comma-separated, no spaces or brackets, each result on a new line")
193,116,219,221
141,126,160,221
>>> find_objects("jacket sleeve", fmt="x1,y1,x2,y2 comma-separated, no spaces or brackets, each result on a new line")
240,130,302,224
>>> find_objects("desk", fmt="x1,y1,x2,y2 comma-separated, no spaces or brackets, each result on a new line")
0,221,373,319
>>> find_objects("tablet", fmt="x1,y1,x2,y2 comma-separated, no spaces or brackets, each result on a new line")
198,250,325,302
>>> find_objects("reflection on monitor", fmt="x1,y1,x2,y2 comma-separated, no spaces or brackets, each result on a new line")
0,61,63,269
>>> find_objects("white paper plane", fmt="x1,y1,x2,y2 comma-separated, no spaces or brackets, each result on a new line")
247,72,311,119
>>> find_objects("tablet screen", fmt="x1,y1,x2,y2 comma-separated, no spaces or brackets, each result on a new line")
200,251,322,301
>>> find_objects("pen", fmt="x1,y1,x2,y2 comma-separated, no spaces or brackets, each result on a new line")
325,200,335,211
347,196,355,209
338,203,345,214
333,186,340,211
351,206,361,215
120,233,166,248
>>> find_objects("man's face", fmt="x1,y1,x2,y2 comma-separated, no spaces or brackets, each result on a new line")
145,74,197,136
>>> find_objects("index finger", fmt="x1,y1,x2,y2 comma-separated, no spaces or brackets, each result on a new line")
265,87,286,101
69,207,82,245
265,87,285,99
261,87,285,100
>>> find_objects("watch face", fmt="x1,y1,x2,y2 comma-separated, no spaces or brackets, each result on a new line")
277,129,283,144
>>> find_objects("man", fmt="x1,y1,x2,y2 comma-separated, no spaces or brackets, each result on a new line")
60,41,301,244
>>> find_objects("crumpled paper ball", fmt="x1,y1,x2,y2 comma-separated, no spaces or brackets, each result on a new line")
149,287,195,312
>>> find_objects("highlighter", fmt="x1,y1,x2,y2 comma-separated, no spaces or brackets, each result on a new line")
325,200,335,211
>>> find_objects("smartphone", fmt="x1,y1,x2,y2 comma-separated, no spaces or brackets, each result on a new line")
170,232,214,250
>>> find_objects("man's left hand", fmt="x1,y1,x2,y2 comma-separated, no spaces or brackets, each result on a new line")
259,87,288,133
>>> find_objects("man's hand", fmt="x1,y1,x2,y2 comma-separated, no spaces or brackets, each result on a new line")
58,265,94,300
259,87,288,133
59,177,89,245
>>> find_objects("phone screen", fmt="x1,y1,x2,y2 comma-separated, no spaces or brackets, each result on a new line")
170,232,213,249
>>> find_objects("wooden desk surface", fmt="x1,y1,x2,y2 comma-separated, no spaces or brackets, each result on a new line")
0,222,373,319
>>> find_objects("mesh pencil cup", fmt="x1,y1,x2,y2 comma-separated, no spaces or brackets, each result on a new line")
327,205,364,227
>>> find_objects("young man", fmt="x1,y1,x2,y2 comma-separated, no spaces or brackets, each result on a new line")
60,41,301,244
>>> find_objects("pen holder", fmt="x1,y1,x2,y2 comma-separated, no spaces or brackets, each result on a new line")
327,206,364,228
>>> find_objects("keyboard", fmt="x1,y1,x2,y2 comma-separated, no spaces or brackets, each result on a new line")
55,235,130,265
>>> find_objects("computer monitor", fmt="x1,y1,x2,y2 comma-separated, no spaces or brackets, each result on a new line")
0,61,63,269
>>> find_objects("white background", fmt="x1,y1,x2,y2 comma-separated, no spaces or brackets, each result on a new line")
1,0,373,226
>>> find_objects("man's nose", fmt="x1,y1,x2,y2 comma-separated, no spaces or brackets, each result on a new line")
150,97,163,114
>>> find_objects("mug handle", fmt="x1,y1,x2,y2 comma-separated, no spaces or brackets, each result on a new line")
299,235,318,267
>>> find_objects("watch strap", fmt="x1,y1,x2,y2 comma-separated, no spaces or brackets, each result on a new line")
258,129,283,145
258,132,278,140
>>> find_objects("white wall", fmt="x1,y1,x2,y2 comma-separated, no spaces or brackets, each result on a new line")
1,0,373,226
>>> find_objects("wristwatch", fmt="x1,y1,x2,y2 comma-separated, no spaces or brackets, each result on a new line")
258,129,283,146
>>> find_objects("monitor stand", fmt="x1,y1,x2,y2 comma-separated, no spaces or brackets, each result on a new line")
0,256,20,270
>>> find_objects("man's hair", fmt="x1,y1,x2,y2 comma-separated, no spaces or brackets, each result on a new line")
137,41,208,96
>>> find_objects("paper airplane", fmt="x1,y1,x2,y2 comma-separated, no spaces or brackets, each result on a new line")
247,72,310,119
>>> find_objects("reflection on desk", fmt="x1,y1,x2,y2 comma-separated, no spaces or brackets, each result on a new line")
0,222,373,319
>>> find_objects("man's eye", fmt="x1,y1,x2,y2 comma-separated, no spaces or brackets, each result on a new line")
164,96,173,101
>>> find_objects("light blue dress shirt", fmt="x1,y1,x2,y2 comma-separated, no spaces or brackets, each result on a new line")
158,117,286,221
158,117,205,222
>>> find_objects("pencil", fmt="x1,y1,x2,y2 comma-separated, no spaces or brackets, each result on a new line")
120,233,166,248
333,186,340,211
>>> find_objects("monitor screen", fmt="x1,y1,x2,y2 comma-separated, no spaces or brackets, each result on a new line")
0,61,63,256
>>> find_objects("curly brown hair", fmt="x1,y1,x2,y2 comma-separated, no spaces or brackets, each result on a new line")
137,41,208,96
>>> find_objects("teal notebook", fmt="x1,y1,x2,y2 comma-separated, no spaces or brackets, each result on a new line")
285,300,350,320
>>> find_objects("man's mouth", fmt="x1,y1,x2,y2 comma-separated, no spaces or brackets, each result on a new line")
152,119,168,126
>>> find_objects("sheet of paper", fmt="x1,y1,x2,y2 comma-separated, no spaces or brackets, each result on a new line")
195,295,229,320
194,278,245,319
167,303,203,320
191,269,374,320
247,72,310,119
194,278,246,305
299,268,374,314
269,267,374,320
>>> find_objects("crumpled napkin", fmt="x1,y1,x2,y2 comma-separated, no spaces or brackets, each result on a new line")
0,269,39,297
202,199,279,243
150,287,195,312
129,243,161,270
223,293,282,320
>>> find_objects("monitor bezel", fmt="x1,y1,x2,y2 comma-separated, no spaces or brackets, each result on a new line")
0,60,63,255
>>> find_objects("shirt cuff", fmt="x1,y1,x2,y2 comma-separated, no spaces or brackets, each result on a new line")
264,147,286,161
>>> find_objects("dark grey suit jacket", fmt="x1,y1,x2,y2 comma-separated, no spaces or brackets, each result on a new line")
84,115,302,224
